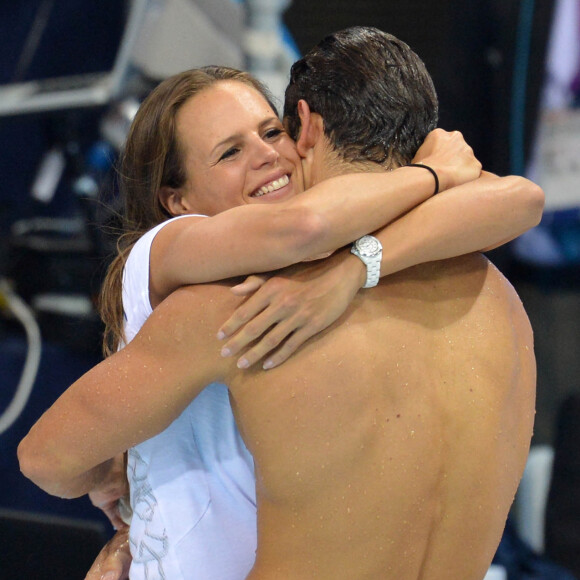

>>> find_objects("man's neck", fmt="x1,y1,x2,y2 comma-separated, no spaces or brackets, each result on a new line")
303,131,399,187
315,152,395,184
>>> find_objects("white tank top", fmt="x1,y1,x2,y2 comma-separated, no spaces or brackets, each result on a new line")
122,215,257,579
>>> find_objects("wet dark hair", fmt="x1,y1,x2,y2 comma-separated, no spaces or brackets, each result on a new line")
284,26,438,167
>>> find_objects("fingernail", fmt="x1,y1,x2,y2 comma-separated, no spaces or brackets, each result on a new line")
221,347,231,357
217,331,225,340
263,359,274,370
237,358,249,369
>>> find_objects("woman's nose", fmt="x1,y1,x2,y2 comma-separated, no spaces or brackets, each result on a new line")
252,137,279,167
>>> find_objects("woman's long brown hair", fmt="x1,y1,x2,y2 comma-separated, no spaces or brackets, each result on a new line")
99,66,277,356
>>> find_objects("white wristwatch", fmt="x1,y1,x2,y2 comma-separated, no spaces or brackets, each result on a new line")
350,235,382,288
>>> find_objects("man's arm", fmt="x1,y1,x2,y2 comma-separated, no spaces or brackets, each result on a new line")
18,284,240,498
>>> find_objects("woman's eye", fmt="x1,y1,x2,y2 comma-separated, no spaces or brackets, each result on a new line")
219,147,239,161
264,128,283,140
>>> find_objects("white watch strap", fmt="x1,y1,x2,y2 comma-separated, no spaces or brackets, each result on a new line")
363,259,381,288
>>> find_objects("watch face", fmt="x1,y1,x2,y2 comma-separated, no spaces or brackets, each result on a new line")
357,235,381,256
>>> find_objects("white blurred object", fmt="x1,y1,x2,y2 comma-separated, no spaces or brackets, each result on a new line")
31,147,66,203
525,0,580,210
132,0,245,78
100,98,141,152
484,564,508,580
133,0,298,107
514,444,555,553
0,279,42,435
244,0,297,108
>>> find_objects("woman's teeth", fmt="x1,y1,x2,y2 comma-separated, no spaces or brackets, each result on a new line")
253,174,290,197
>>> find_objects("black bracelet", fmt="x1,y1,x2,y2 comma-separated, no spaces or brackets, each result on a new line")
406,163,439,195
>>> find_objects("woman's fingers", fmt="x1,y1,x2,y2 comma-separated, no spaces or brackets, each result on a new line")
217,285,275,340
260,319,325,370
230,274,269,295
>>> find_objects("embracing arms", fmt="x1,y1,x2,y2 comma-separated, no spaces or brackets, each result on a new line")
18,285,239,499
216,171,544,368
374,171,544,277
150,129,479,302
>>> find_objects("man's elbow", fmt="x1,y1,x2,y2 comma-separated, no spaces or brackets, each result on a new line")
17,436,70,498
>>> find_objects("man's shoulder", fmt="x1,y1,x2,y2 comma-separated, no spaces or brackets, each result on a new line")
166,283,243,313
378,252,490,292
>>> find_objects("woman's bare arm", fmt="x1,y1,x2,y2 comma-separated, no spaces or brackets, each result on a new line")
376,171,544,277
216,172,544,368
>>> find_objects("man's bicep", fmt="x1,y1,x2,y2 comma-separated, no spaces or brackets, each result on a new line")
77,284,238,457
18,284,239,492
138,284,241,389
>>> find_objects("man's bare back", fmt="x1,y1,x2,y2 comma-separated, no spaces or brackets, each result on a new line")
225,253,535,579
30,251,534,579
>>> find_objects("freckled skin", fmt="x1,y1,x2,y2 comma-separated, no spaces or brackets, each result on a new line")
225,253,535,579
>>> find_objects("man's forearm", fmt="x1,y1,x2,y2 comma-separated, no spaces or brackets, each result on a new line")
18,436,117,499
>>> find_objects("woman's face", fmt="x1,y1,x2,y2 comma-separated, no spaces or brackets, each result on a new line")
172,80,304,216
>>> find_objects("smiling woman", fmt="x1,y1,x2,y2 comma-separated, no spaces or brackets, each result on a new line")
160,80,302,215
99,65,456,358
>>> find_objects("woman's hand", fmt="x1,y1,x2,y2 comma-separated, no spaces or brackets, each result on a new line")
84,527,131,580
217,248,365,370
412,128,481,190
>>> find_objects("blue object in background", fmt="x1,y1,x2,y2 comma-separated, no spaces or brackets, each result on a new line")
0,331,110,531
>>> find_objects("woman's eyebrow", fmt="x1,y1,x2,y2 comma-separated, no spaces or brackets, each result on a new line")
210,116,281,156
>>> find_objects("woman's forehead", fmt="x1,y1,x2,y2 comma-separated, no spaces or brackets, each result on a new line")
176,81,278,147
185,81,275,121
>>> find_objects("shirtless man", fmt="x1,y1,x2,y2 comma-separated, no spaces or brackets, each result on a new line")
20,27,537,579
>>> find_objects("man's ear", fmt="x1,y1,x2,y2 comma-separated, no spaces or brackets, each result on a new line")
295,99,323,158
159,186,190,216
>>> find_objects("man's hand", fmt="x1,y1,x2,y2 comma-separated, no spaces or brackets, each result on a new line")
88,453,130,531
85,528,131,580
413,128,481,191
